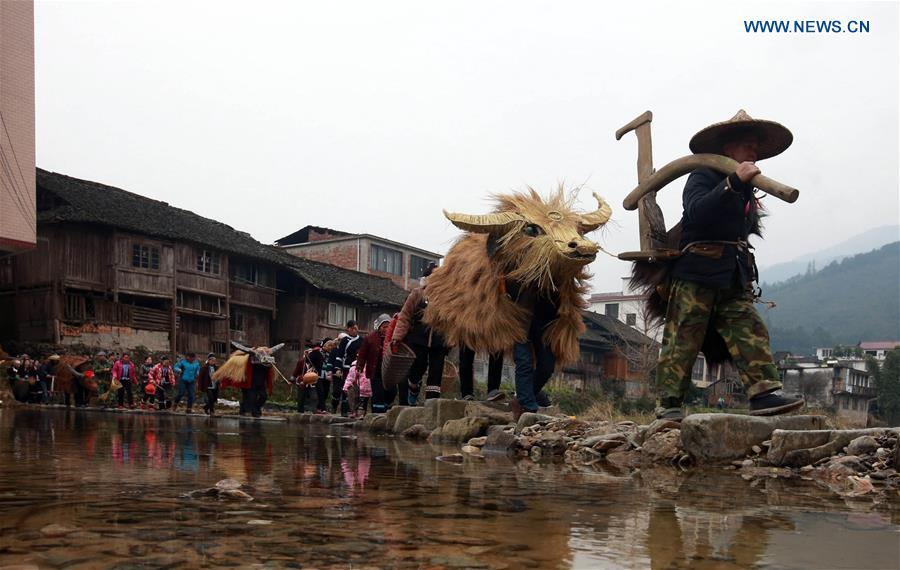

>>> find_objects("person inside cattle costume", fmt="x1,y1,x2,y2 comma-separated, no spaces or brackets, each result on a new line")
424,189,613,419
655,110,804,420
213,342,282,418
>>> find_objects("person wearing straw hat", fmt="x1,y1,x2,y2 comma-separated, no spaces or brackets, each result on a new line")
655,110,804,421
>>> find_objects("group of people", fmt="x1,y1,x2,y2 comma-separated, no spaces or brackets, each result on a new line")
289,263,516,418
4,350,223,415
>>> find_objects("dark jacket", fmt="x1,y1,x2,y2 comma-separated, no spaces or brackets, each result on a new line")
355,331,385,380
394,286,444,348
505,279,560,333
198,363,218,391
672,168,759,289
339,335,363,373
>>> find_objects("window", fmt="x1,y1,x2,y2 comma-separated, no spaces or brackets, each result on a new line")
132,244,160,270
196,249,221,274
409,255,433,279
605,303,619,319
230,308,245,332
625,313,637,326
234,263,258,285
841,397,849,410
370,245,403,275
327,303,357,327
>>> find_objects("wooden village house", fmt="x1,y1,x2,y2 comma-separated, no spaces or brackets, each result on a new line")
2,169,656,396
0,169,407,356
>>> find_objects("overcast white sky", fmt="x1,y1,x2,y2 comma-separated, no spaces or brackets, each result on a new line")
34,0,899,292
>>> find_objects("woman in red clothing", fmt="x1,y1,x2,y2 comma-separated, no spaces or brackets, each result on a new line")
356,314,392,413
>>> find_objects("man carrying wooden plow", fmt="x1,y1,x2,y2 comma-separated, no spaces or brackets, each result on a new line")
619,110,805,421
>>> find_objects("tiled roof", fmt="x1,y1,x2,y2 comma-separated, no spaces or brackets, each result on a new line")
36,169,408,307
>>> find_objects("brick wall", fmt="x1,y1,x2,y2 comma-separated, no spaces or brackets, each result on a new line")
0,1,35,253
285,242,360,271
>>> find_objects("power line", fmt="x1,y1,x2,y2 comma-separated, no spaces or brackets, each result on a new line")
0,109,34,209
0,112,37,233
0,141,37,233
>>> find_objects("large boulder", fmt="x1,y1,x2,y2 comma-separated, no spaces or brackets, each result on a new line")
483,425,518,453
464,402,513,426
681,413,829,462
767,428,889,467
360,413,388,433
439,417,490,442
642,429,682,463
392,406,436,433
384,406,405,432
401,424,432,440
515,412,555,434
426,398,470,428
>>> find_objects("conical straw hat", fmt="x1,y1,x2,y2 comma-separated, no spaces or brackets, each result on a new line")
689,109,793,160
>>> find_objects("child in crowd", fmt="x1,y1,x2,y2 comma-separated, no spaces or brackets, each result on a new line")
343,359,371,418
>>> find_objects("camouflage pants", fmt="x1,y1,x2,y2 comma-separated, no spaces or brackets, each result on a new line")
656,278,781,403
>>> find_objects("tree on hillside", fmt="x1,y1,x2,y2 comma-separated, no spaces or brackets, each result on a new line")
833,345,863,358
869,349,900,426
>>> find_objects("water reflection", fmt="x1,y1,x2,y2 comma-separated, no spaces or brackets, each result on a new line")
0,408,898,569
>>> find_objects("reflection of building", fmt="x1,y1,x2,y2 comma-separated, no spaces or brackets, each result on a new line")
0,170,406,354
275,225,442,291
0,1,36,255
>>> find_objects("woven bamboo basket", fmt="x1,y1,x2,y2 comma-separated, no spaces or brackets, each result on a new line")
381,342,417,389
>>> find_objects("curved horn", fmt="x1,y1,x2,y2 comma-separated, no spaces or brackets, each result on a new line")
443,210,526,234
622,154,799,211
579,192,613,232
231,340,253,354
269,343,285,354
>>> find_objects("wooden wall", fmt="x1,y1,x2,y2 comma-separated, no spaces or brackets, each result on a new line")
113,234,175,298
174,243,227,296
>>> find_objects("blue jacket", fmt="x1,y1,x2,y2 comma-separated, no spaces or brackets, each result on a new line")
175,359,201,382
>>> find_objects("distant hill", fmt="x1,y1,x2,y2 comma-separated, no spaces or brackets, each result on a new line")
762,242,900,355
759,225,900,285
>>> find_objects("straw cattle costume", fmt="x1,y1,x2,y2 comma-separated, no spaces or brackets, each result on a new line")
651,110,803,419
423,189,612,415
213,342,282,418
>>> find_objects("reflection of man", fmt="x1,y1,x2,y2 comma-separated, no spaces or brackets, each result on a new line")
656,110,804,420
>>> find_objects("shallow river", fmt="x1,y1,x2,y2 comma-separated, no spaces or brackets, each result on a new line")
0,408,898,569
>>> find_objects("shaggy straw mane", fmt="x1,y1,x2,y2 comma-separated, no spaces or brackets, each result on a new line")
423,186,599,364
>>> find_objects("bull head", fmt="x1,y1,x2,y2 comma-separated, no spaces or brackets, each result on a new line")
443,189,611,288
231,341,284,366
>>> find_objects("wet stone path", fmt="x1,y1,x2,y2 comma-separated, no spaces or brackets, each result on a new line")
0,408,898,569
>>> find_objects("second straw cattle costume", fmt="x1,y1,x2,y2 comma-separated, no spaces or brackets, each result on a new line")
654,110,804,420
213,342,283,418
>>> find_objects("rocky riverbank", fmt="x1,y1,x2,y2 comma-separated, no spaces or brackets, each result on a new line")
331,399,900,501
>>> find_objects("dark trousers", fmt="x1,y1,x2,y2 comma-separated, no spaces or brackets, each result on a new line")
244,384,267,418
117,381,134,407
74,380,88,407
315,377,331,411
297,384,316,412
331,374,344,414
408,344,448,400
513,332,556,412
36,380,49,403
205,387,219,414
157,386,172,410
459,348,504,397
174,380,195,409
370,369,395,414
